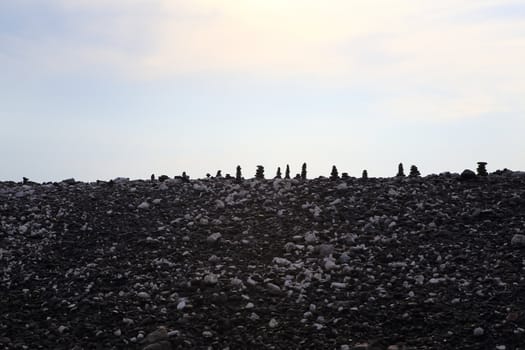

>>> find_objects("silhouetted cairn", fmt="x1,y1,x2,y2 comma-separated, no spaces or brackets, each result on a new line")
225,174,232,180
301,163,307,180
409,165,421,177
330,166,339,180
275,167,282,179
236,166,242,183
151,174,155,181
158,175,169,182
255,165,265,179
396,163,405,177
285,165,291,179
22,177,29,184
341,172,349,180
294,173,301,180
477,162,488,176
182,172,190,183
216,170,222,178
460,169,477,181
206,173,211,179
362,170,368,179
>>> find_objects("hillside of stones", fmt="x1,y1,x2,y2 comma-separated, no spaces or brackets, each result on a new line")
1,170,525,349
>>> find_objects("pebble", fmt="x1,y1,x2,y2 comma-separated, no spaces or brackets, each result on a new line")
137,202,150,209
137,292,151,299
113,329,121,336
207,232,222,244
58,325,67,334
203,273,219,285
202,331,213,338
268,318,278,328
511,234,525,247
473,327,484,336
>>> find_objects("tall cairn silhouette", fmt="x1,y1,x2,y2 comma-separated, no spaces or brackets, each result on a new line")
330,165,339,180
301,163,307,180
235,165,242,183
396,163,405,177
275,167,282,179
285,165,291,179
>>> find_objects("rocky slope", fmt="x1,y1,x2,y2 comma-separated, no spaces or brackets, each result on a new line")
1,173,525,349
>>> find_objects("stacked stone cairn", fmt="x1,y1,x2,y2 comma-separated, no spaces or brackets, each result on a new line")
301,163,307,180
275,167,282,179
477,162,488,176
255,165,265,179
362,170,368,179
409,165,421,177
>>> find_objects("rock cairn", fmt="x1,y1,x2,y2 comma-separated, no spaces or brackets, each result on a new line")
285,165,291,179
236,166,242,183
330,166,339,180
275,167,282,179
409,165,421,177
301,163,307,180
255,165,265,179
477,162,488,176
396,163,405,177
362,170,368,179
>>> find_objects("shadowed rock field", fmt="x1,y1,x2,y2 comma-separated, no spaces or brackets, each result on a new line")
1,173,525,349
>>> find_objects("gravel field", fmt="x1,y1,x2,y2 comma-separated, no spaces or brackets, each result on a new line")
1,172,525,349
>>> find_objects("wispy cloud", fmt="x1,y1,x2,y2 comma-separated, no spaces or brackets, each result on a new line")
1,0,524,121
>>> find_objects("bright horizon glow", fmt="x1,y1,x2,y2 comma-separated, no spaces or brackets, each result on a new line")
0,0,524,182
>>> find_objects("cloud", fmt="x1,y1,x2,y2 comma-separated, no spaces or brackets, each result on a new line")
1,0,524,121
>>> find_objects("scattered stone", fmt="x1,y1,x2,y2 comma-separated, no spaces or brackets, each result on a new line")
269,318,279,328
138,201,150,209
511,234,525,247
206,232,222,244
473,327,484,336
203,273,219,285
137,292,151,300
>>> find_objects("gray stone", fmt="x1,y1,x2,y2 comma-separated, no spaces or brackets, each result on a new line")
511,234,525,247
207,232,222,244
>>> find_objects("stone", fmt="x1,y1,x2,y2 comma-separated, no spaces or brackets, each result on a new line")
145,327,168,344
203,273,219,285
207,232,222,244
511,234,525,247
473,327,484,336
269,318,279,328
137,292,151,300
266,283,282,295
138,201,150,209
460,169,476,181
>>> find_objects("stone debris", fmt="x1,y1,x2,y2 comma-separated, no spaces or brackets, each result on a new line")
1,173,524,349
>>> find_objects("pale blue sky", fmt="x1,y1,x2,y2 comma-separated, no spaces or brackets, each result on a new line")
1,1,524,181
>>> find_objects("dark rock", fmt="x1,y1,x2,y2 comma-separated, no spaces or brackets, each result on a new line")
460,169,477,181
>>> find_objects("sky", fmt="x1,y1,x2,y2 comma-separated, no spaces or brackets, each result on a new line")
1,0,524,182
